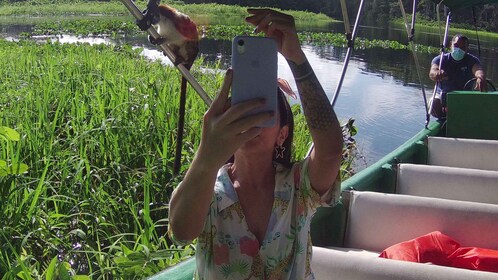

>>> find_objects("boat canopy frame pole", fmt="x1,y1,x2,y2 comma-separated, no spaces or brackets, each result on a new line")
472,7,482,59
329,0,366,108
398,0,430,128
339,0,352,35
437,3,443,46
120,0,212,106
427,7,451,119
306,0,366,157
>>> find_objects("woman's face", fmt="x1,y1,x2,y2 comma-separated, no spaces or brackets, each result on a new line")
238,114,289,158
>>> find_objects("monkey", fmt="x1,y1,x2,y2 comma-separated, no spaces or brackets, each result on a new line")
150,4,199,69
149,4,199,175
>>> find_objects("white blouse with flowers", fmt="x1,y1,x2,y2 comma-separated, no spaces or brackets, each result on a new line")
173,158,340,280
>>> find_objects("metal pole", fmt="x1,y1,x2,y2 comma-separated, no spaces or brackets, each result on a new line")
436,3,443,46
339,0,351,35
472,7,482,59
329,0,366,108
410,0,417,40
120,0,212,106
428,11,451,117
306,0,365,157
399,0,430,127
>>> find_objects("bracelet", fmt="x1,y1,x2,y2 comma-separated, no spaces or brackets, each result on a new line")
287,59,314,82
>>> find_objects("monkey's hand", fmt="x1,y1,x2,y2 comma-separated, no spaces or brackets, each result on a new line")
148,35,167,46
147,35,185,65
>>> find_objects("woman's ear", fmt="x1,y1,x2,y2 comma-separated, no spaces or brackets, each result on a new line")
277,125,289,145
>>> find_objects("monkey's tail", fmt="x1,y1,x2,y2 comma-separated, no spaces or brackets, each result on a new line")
173,77,187,175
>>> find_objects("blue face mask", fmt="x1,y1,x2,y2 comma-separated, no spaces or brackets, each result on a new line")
451,47,466,61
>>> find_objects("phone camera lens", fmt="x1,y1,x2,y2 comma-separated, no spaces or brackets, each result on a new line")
238,39,244,46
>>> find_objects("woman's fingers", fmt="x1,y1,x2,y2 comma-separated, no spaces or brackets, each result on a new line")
235,127,263,142
246,9,289,23
246,9,293,34
205,97,271,140
245,9,303,62
228,111,274,134
218,98,266,125
246,8,272,24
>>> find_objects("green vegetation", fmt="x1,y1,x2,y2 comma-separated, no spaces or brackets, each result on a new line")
0,0,334,25
23,19,442,54
0,127,29,176
0,0,131,16
391,19,498,40
30,18,139,36
3,0,475,54
0,39,207,278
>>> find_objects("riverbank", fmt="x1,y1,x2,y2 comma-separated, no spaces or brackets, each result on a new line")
391,17,498,40
0,0,334,23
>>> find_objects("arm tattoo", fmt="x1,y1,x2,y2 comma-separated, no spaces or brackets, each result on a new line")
287,59,338,130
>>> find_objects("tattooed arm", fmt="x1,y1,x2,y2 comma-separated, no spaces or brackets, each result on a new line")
288,60,342,194
246,9,343,194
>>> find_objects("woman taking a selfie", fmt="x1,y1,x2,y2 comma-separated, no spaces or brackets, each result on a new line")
168,8,343,279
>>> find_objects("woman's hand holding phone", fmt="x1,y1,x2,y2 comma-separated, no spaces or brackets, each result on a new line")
246,9,306,65
198,69,274,168
231,36,278,127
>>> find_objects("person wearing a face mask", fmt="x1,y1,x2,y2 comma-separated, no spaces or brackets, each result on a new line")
429,34,487,119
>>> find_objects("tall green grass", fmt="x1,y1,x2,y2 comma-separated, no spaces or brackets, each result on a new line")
0,39,214,278
0,126,29,176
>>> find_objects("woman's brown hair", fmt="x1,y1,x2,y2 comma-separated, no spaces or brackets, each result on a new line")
273,88,294,167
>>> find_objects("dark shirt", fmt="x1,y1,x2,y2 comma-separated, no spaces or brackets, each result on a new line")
432,52,481,95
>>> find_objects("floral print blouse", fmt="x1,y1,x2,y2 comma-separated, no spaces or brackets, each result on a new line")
176,158,340,280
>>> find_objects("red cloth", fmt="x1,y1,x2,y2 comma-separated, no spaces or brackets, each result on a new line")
449,247,498,273
379,231,460,266
379,231,498,273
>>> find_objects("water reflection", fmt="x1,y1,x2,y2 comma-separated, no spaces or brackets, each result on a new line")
2,21,498,170
299,45,427,166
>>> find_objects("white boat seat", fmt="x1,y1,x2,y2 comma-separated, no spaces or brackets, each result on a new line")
310,191,498,280
396,163,498,204
324,246,379,258
345,191,498,253
427,136,498,171
311,246,498,280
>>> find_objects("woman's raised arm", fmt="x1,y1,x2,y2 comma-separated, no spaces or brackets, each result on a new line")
246,9,343,195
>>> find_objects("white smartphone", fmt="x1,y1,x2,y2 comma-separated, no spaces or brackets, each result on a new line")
231,36,278,127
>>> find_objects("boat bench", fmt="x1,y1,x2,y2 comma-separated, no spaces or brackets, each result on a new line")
311,191,498,280
395,163,498,204
427,136,498,171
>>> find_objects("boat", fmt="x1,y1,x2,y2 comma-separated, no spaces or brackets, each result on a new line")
143,0,498,279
